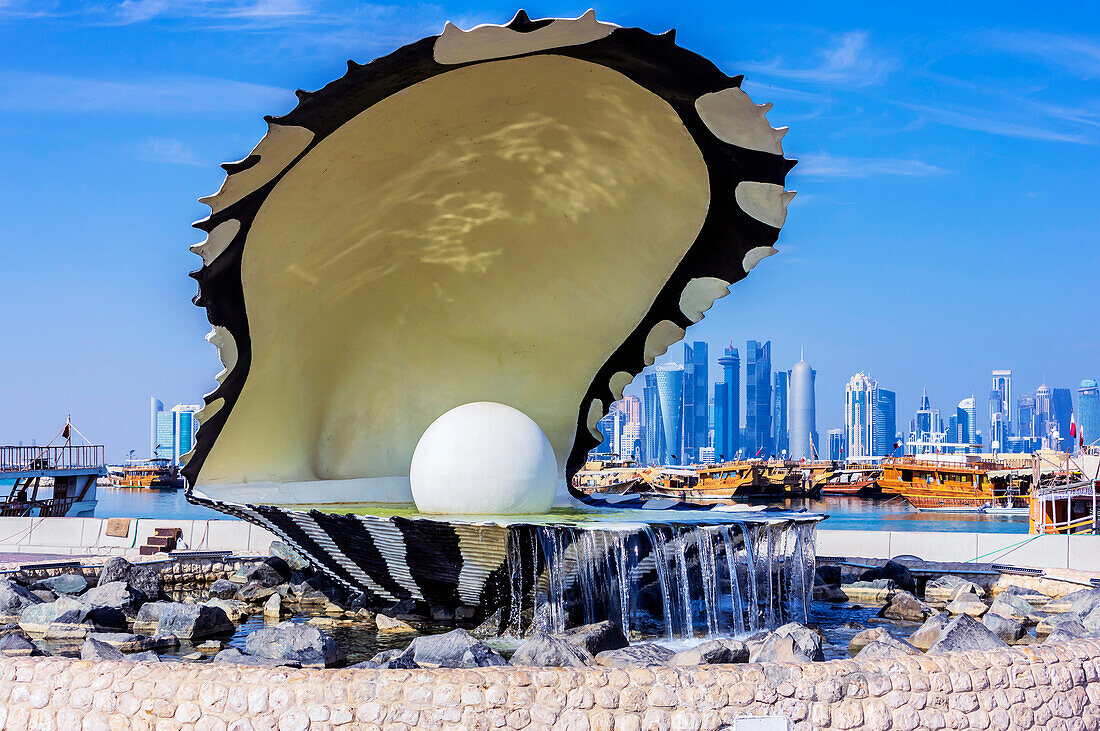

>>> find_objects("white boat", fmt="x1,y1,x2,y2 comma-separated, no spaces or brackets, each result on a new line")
0,420,106,517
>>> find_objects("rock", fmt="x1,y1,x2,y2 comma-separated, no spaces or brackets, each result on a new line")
988,595,1043,625
909,614,950,651
83,607,129,631
376,614,417,633
365,649,418,669
237,582,278,603
30,590,57,603
1037,613,1087,640
244,621,345,667
32,573,88,596
0,578,42,619
80,637,125,662
239,558,291,588
470,609,503,639
1044,588,1100,616
0,633,38,657
669,639,748,666
815,565,841,586
841,579,896,603
924,575,984,602
204,598,250,623
19,595,89,633
97,557,161,602
815,585,849,602
928,614,1008,654
386,598,423,620
1046,629,1085,644
511,633,595,667
126,650,160,662
858,560,915,593
268,541,312,572
983,612,1025,643
752,623,825,663
996,585,1048,607
857,635,921,659
399,628,508,668
595,643,675,667
152,603,234,640
430,605,455,623
212,647,299,667
43,617,90,640
947,592,988,617
848,627,887,655
1083,606,1100,636
559,621,628,656
82,581,142,614
132,602,172,634
208,580,239,600
263,593,283,619
881,590,935,621
197,640,224,653
87,632,177,653
288,572,324,597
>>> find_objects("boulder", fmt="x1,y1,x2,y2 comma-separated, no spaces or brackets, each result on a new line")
80,637,125,662
126,651,160,662
669,639,748,666
470,609,503,639
19,595,89,633
237,582,278,603
32,573,88,596
1037,613,1087,641
988,595,1043,625
928,614,1008,654
0,633,38,657
97,557,161,602
43,615,91,640
857,635,921,659
82,581,142,614
0,578,42,619
31,590,57,603
1046,629,1086,644
595,643,675,667
213,647,299,667
204,598,250,623
996,585,1048,608
511,633,595,667
87,632,178,653
239,558,291,589
881,591,935,622
132,602,172,634
848,627,886,655
924,575,984,602
244,621,345,667
815,585,849,603
152,603,234,640
1044,588,1100,616
368,648,420,669
983,612,1025,644
858,560,916,593
263,594,283,619
376,614,417,633
841,579,896,603
1083,606,1100,636
560,621,628,656
947,592,988,617
399,628,508,668
751,623,825,663
83,606,129,632
269,541,312,572
815,565,841,587
208,580,239,600
908,614,950,651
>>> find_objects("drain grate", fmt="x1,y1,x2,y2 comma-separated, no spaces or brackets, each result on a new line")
992,563,1044,577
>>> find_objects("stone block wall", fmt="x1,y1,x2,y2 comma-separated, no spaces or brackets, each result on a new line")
2,639,1100,730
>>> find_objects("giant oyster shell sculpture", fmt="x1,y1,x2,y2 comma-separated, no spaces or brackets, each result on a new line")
184,11,794,506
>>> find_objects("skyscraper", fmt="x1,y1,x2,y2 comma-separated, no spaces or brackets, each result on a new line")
788,354,817,460
827,428,844,461
957,397,977,448
682,342,708,464
845,372,876,458
745,340,772,457
873,389,897,456
773,371,789,456
1017,395,1035,438
173,404,201,461
655,363,685,464
716,345,740,461
643,373,664,464
149,398,164,459
913,390,933,438
150,399,200,464
1051,388,1073,452
1079,380,1099,449
990,370,1012,437
1035,384,1052,439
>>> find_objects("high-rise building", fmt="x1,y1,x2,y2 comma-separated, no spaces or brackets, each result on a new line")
1051,388,1073,452
873,389,897,456
592,409,621,456
956,397,977,449
913,390,933,438
173,404,200,461
990,370,1012,437
643,373,664,464
788,354,817,460
1035,384,1052,439
1079,380,1100,449
845,372,876,458
1017,395,1035,438
655,363,685,464
745,340,772,457
715,345,740,461
682,342,708,464
149,398,165,459
150,399,200,464
773,371,789,456
827,428,844,461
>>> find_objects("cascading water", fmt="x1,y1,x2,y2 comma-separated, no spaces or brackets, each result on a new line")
501,518,819,641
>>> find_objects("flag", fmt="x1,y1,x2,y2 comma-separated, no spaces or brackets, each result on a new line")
755,447,764,457
1070,412,1077,439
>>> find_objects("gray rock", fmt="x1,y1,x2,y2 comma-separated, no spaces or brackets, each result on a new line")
858,560,915,593
0,578,42,618
82,581,141,614
595,643,675,667
212,647,299,667
400,628,507,668
1044,588,1100,616
367,648,419,669
510,633,595,667
239,558,291,589
559,621,628,656
848,578,897,590
204,598,250,623
1046,629,1086,644
207,580,239,600
997,586,1048,607
375,614,416,633
815,565,841,586
97,557,161,602
1082,606,1100,636
848,627,887,655
947,592,988,617
19,595,89,633
988,595,1043,625
269,541,312,572
32,573,88,596
816,586,849,603
80,638,125,662
881,590,935,621
132,601,172,634
0,633,38,657
87,632,177,653
126,651,160,662
1037,613,1087,640
244,621,344,667
924,575,984,602
928,614,1008,654
751,623,825,663
983,612,1025,643
153,603,234,640
669,639,748,666
857,635,921,659
263,593,282,618
237,582,278,603
470,609,503,639
909,614,950,651
31,590,57,603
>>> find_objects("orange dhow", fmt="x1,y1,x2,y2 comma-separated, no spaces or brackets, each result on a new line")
879,456,1026,512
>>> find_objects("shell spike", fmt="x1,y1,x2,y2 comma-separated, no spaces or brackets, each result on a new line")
659,28,677,43
508,9,531,27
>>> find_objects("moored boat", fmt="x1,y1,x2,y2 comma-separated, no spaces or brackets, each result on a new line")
0,420,105,517
880,456,1030,512
109,459,186,489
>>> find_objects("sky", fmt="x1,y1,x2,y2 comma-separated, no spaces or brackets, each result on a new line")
1,1,1098,460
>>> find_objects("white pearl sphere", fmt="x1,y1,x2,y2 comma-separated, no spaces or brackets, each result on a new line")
410,402,558,515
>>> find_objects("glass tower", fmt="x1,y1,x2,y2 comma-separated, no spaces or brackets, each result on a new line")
655,363,685,465
773,371,789,457
682,342,708,464
643,373,664,465
1079,380,1099,449
745,340,772,457
788,356,817,460
716,345,740,461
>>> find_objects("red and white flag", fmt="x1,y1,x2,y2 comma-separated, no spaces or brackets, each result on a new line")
1071,412,1077,439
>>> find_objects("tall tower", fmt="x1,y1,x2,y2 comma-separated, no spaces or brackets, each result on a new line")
1051,388,1073,452
681,342,708,463
745,340,772,457
990,370,1012,438
873,389,897,455
716,345,740,460
149,398,164,460
773,370,789,456
788,352,817,460
1079,380,1099,449
643,373,664,464
957,397,977,449
655,363,685,464
845,372,876,458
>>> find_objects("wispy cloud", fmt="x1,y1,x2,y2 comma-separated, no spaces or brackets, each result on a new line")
985,31,1100,80
796,152,945,178
742,31,895,87
128,136,202,165
0,72,291,114
895,100,1091,144
107,0,316,25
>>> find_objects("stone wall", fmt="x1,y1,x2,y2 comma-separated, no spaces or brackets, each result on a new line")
2,639,1099,730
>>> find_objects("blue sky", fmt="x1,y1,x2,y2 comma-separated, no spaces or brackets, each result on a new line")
1,1,1098,459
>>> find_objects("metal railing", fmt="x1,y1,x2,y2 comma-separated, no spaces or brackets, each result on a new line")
0,497,79,517
0,445,105,472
